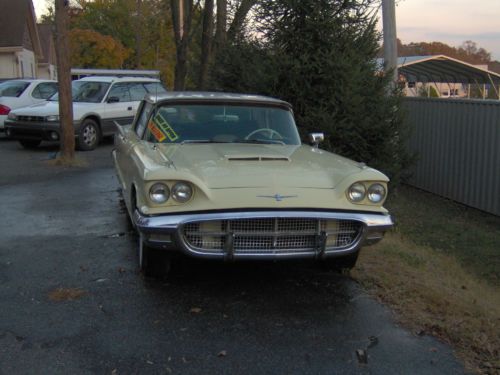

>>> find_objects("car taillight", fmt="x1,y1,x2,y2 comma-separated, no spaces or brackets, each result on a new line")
0,104,11,115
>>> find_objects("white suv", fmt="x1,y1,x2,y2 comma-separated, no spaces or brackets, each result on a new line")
5,76,166,150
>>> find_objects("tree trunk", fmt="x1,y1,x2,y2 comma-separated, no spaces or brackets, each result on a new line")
227,0,257,41
213,0,227,57
55,0,75,161
198,0,214,90
135,0,143,68
171,0,193,90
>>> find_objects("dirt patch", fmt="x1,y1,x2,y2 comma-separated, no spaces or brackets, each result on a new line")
48,287,87,302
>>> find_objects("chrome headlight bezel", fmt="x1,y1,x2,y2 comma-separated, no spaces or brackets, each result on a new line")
347,181,387,205
149,183,170,204
171,182,193,203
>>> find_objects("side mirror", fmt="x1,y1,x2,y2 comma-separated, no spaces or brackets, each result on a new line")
107,96,120,103
308,132,324,148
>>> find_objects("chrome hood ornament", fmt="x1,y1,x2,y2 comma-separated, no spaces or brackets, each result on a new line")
257,194,298,202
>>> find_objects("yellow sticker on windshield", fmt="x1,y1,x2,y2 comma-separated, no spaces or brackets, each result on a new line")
153,112,179,142
148,120,166,142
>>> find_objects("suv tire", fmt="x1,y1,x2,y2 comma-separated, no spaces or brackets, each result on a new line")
77,119,100,151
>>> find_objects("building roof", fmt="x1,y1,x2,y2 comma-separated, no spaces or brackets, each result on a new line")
37,23,55,64
0,0,42,56
377,55,500,85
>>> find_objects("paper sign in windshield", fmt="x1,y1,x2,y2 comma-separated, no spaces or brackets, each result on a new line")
147,112,179,142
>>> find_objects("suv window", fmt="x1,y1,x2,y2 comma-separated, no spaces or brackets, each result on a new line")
144,82,167,94
107,83,131,102
129,83,148,101
32,82,58,99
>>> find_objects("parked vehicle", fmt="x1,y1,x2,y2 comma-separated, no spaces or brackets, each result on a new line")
113,92,394,278
0,79,58,131
4,76,167,150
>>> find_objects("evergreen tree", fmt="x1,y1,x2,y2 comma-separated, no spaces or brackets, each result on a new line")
213,0,412,184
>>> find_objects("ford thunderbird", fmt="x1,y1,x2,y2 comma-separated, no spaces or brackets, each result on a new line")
112,92,393,277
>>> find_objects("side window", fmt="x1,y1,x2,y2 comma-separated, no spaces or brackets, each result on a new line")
107,83,131,102
135,102,153,138
144,82,167,94
32,82,58,99
128,83,148,101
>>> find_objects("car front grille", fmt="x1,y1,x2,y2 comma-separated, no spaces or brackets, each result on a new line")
17,115,45,122
182,217,363,255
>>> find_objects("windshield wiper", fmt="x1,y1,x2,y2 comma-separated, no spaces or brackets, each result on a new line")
235,139,285,145
180,139,233,144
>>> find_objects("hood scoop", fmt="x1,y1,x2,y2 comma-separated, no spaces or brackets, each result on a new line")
226,155,290,162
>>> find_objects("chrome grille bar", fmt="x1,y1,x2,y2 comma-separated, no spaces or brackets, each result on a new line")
182,217,363,255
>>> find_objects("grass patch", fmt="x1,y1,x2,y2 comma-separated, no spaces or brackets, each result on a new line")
386,185,499,284
352,185,500,374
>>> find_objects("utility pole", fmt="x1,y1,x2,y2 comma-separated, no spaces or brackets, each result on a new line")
382,0,398,88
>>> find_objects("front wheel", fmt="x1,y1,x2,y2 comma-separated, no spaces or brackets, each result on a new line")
77,119,100,151
138,236,171,278
19,139,41,149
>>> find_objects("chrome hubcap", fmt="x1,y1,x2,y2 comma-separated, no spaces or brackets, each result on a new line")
82,124,97,146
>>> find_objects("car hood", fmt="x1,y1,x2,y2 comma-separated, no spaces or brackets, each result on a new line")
11,101,101,119
151,143,365,189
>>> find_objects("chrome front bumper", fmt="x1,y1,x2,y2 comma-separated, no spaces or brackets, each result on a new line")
134,210,393,260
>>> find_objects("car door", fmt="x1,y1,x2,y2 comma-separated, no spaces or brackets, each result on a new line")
101,82,136,135
114,100,153,208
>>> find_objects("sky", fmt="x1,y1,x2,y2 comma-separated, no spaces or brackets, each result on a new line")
32,0,500,61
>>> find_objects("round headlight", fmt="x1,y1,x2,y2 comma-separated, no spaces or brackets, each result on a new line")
348,182,366,202
7,112,17,120
172,182,193,203
149,183,170,204
367,183,386,203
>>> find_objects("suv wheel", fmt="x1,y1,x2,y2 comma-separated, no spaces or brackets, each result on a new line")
77,119,100,151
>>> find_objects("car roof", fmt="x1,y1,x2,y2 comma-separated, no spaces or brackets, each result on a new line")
0,79,56,84
144,91,292,109
78,76,160,83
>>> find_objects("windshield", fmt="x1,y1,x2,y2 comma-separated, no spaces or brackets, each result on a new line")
0,81,29,97
143,103,301,145
50,81,110,103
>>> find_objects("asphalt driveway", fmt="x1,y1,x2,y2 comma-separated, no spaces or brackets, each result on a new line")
0,137,465,374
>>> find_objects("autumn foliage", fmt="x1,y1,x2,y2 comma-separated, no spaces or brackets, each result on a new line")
69,28,131,69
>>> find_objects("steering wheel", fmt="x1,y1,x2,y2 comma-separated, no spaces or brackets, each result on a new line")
245,128,283,140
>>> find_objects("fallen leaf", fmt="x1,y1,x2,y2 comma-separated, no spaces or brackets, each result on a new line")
190,307,202,314
48,288,87,302
356,349,368,364
218,350,227,357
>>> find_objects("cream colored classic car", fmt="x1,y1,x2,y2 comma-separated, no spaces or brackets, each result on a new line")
113,92,393,277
